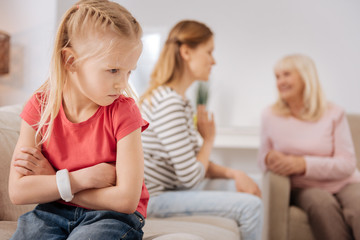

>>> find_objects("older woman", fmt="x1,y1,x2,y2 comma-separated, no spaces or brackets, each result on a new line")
258,54,360,240
139,20,262,240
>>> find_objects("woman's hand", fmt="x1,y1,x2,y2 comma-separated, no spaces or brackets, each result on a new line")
265,150,306,176
230,169,262,197
13,147,56,176
197,105,215,143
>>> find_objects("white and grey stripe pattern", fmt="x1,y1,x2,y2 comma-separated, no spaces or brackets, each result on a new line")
141,86,205,196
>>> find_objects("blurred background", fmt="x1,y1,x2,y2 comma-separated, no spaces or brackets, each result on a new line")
1,0,359,182
1,0,359,127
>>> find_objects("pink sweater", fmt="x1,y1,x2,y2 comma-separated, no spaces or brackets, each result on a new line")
258,103,360,193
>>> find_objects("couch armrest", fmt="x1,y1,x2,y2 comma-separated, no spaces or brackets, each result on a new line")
262,171,290,240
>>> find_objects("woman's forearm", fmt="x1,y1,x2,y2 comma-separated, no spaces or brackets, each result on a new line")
196,139,213,171
205,161,233,179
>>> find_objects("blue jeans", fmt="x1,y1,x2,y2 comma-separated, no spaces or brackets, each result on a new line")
147,179,263,240
11,202,145,240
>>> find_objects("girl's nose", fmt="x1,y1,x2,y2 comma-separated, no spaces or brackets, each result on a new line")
114,75,127,89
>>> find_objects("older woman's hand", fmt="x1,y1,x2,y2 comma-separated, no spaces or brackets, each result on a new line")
266,150,306,176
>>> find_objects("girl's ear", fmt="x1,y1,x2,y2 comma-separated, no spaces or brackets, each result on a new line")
62,48,77,72
179,44,192,61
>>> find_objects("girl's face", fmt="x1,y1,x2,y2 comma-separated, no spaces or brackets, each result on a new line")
275,67,304,103
72,37,142,107
186,36,216,81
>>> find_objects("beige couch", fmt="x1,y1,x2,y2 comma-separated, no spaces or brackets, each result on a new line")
0,104,240,240
262,114,360,240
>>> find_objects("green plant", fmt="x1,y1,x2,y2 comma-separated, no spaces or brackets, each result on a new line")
196,81,209,106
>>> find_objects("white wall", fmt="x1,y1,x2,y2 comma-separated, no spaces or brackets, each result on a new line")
0,0,57,106
118,0,360,128
1,0,359,130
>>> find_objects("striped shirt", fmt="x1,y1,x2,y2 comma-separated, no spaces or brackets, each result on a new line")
141,86,205,196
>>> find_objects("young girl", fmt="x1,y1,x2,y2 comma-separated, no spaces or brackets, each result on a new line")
8,1,149,239
139,20,262,240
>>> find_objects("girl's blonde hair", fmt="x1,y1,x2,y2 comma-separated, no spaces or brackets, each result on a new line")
272,54,327,121
139,20,213,105
35,0,142,145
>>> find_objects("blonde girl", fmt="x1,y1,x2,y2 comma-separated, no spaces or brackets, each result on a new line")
9,1,149,239
140,20,263,240
258,54,360,240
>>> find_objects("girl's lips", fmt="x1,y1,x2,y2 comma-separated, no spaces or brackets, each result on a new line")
108,94,120,98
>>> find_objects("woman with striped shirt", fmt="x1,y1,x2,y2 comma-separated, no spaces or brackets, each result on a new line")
139,20,263,240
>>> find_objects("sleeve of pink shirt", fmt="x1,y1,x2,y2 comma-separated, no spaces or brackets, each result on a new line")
257,107,273,172
304,108,357,180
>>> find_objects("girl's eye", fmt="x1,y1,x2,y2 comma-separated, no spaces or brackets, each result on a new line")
109,69,119,74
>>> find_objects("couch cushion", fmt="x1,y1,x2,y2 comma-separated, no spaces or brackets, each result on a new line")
149,233,204,240
0,105,35,221
0,221,18,240
143,216,240,240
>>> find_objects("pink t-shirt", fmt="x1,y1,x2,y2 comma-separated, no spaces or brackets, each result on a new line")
20,93,149,217
258,103,360,193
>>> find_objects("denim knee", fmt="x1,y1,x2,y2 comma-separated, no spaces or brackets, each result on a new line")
238,195,262,223
236,195,263,240
67,210,145,240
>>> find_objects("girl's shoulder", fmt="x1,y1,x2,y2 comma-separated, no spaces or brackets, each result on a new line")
109,95,137,112
28,91,47,104
23,91,48,114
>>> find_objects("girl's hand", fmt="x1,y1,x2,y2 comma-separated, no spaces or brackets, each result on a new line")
197,105,215,142
13,147,56,176
231,169,261,197
265,150,306,176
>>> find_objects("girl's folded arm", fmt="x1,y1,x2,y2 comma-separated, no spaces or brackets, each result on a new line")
8,120,94,205
70,128,144,214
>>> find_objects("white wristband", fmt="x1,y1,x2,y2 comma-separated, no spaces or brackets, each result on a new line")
56,169,74,202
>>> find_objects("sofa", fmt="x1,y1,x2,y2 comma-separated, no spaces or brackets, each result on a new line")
0,104,240,240
262,114,360,240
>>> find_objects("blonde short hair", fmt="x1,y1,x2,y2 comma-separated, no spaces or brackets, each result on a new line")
272,54,327,121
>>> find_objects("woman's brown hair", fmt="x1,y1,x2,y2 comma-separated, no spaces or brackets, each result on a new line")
139,20,213,105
